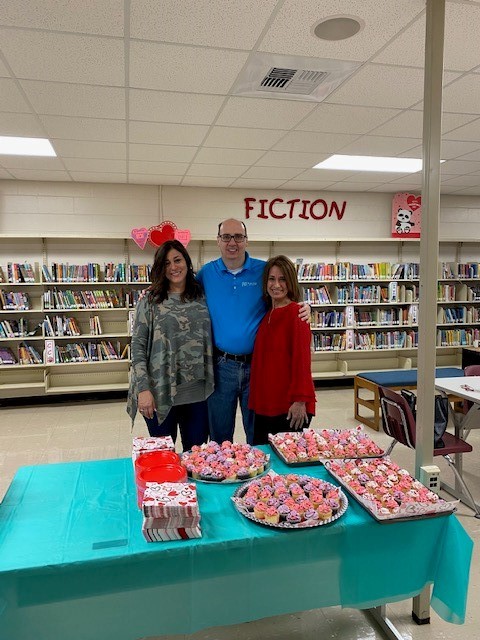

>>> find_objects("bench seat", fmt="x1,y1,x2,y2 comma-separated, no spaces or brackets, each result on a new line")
354,367,464,431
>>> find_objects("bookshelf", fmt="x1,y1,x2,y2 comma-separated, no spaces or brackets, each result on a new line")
0,236,478,397
0,238,154,398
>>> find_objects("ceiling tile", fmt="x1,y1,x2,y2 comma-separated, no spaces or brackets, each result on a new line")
440,175,480,187
294,169,355,182
277,180,337,190
63,158,126,172
5,168,71,181
0,29,124,86
375,3,480,72
256,150,326,168
231,178,286,189
129,144,197,163
273,130,358,153
371,110,477,139
0,0,124,35
182,176,234,187
332,181,385,192
439,160,480,175
0,156,65,169
194,148,265,165
186,164,247,178
128,161,188,175
388,173,423,186
442,74,480,113
440,140,480,160
0,78,32,112
452,149,480,163
241,166,303,180
443,117,480,141
129,121,208,145
20,80,125,118
70,172,127,183
130,41,248,93
338,171,410,183
338,135,421,156
52,140,126,159
216,97,315,129
326,64,425,109
446,185,480,196
297,104,400,135
130,0,277,48
40,115,126,142
0,58,10,77
258,0,424,60
129,175,183,185
0,166,15,178
129,89,224,124
369,184,414,193
203,126,285,150
0,112,45,136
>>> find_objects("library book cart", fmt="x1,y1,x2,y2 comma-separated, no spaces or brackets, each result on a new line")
0,235,479,400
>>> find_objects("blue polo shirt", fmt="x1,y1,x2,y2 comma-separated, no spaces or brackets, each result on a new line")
197,253,267,355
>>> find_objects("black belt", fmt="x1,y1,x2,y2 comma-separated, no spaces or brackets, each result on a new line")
214,348,252,364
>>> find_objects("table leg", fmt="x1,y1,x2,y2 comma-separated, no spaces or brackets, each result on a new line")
365,605,405,640
412,586,431,624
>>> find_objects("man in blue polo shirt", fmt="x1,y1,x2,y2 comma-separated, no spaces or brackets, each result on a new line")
197,218,309,445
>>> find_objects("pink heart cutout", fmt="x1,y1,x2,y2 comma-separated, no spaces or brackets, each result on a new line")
131,227,149,249
174,229,191,247
406,194,421,211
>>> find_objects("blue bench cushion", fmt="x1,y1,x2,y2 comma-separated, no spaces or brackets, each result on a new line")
357,367,463,387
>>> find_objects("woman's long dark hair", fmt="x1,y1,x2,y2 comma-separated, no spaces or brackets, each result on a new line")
148,240,203,303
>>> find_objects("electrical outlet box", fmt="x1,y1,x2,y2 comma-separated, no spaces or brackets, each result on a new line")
419,465,441,494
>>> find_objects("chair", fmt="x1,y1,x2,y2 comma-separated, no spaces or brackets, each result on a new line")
378,385,480,519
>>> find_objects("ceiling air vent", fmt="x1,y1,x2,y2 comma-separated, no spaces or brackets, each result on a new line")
258,68,329,95
231,52,360,103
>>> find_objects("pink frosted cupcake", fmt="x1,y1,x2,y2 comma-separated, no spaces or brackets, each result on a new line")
317,504,333,521
254,501,267,520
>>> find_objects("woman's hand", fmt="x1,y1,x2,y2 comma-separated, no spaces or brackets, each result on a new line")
298,302,311,323
138,390,156,419
287,401,307,430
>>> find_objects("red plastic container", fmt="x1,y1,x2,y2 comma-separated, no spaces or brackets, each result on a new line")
135,450,181,478
136,464,187,508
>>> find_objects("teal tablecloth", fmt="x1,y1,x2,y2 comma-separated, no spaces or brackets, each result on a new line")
0,452,473,640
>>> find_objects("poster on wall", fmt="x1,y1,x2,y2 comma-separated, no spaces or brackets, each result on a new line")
391,193,421,238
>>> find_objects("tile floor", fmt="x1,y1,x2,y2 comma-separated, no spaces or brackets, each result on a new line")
1,386,479,640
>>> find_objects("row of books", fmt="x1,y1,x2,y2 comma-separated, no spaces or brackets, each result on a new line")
43,289,122,310
312,329,418,352
0,342,42,365
49,341,129,363
45,315,82,337
296,261,420,281
311,306,418,328
0,290,31,310
437,306,480,324
0,318,38,338
436,328,480,347
41,263,152,283
305,282,419,305
440,262,479,279
0,263,36,283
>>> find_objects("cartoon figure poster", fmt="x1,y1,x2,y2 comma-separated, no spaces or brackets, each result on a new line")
391,193,421,238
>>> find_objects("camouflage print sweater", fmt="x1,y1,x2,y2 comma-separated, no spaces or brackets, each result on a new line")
127,293,214,424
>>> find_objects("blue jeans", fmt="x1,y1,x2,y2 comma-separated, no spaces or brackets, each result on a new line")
208,356,255,445
143,400,209,452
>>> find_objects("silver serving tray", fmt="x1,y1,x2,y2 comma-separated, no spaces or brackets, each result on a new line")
231,471,348,529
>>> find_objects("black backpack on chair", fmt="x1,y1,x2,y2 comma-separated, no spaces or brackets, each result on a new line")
400,389,448,449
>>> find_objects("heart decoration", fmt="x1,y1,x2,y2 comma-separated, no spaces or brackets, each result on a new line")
406,194,421,211
131,227,149,249
174,229,191,247
149,221,178,247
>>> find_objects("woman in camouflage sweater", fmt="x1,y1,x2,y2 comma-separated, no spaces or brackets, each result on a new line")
127,240,214,451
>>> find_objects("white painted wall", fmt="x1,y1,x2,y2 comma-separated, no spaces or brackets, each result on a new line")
0,180,478,267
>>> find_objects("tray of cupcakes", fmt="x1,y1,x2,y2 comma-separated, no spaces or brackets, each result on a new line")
182,441,270,483
268,426,384,466
324,457,457,522
231,470,348,529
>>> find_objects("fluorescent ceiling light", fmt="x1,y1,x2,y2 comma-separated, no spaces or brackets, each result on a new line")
0,136,56,157
314,154,425,173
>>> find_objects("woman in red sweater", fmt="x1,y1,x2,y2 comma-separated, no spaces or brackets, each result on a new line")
249,255,316,445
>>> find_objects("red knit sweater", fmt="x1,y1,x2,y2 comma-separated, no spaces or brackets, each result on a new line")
248,302,316,416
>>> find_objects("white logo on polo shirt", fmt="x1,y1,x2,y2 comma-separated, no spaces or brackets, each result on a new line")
242,281,257,286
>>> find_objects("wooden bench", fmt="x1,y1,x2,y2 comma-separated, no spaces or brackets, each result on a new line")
354,367,464,431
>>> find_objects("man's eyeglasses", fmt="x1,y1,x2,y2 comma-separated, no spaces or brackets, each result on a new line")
218,234,247,243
